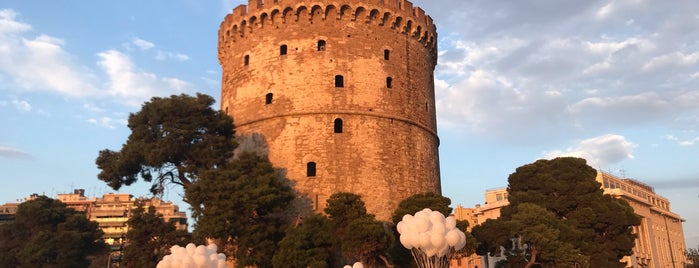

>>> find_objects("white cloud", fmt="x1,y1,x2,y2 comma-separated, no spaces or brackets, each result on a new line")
155,50,190,61
132,37,155,50
11,99,31,111
0,145,32,159
87,116,127,129
544,134,636,168
97,50,193,106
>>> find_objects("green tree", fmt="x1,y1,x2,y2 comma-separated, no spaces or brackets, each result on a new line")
686,244,699,268
272,214,334,268
473,157,640,268
0,196,106,267
96,93,236,195
324,192,395,267
122,201,192,267
187,151,295,268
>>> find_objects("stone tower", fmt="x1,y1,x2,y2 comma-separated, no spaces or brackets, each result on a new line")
218,0,440,221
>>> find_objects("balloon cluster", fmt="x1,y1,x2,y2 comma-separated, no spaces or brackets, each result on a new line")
342,262,364,268
156,243,227,268
397,208,466,268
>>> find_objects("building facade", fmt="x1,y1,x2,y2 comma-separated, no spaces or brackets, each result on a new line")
1,190,188,247
452,172,688,268
218,0,441,220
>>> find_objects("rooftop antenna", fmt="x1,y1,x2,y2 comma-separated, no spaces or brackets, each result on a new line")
618,168,627,179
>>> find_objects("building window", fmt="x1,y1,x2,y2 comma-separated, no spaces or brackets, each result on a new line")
334,118,343,133
265,93,273,104
386,77,392,88
318,40,326,51
384,49,390,60
244,55,249,66
280,44,287,55
307,162,316,177
335,75,344,87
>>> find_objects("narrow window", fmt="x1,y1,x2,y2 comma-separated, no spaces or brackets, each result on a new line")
384,49,390,60
280,44,287,55
386,77,392,88
307,162,316,177
244,55,249,66
265,93,273,104
334,118,343,133
335,75,344,87
317,40,326,51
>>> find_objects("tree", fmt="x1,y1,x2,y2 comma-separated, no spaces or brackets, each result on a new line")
0,196,106,267
187,151,295,268
324,192,395,267
473,157,640,267
122,201,192,267
272,214,334,268
96,93,236,195
686,244,699,268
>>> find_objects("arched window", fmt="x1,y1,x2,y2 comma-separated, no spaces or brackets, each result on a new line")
335,75,344,87
318,40,326,51
265,93,273,104
334,118,343,133
280,44,287,55
307,162,316,177
244,55,249,66
384,49,390,60
386,77,392,88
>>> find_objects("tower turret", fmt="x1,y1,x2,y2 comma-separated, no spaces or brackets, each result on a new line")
219,0,440,221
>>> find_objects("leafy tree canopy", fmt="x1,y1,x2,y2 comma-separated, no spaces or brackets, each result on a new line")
96,93,236,194
272,214,334,268
0,196,106,267
123,201,192,267
473,157,640,268
391,192,452,225
187,151,295,268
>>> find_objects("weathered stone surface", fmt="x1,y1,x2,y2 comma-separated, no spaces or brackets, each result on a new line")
219,0,440,221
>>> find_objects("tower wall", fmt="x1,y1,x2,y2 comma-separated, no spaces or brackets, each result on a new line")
219,0,440,221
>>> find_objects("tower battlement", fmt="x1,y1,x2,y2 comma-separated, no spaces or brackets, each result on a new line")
219,0,437,65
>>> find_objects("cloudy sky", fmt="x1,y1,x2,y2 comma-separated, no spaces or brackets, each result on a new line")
1,0,697,247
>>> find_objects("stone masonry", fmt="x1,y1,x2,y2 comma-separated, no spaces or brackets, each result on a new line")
218,0,440,221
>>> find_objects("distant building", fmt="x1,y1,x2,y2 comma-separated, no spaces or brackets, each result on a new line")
2,190,188,246
451,172,688,268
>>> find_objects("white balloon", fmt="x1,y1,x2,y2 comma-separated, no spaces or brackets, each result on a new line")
429,210,445,224
446,229,460,247
446,216,457,230
402,214,414,223
217,259,227,268
400,233,413,249
455,231,467,251
419,232,432,250
206,243,218,253
425,247,437,257
353,262,364,268
415,218,431,233
196,245,207,255
432,222,446,235
396,221,405,234
343,266,352,268
431,233,446,249
186,243,196,254
194,254,208,267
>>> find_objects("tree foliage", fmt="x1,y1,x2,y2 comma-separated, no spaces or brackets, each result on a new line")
187,151,295,268
96,93,236,194
122,201,192,267
473,157,640,268
686,244,699,268
272,214,334,268
324,192,395,266
0,196,106,267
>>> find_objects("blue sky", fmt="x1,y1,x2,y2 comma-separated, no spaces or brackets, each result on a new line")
1,0,697,248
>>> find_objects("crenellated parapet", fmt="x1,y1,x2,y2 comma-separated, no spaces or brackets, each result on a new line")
218,0,437,64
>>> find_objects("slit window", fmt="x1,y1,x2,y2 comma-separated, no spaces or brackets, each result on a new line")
384,49,390,60
334,118,343,133
244,55,249,66
318,40,326,51
335,75,344,87
265,93,273,104
280,44,287,55
307,162,316,177
386,77,392,88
